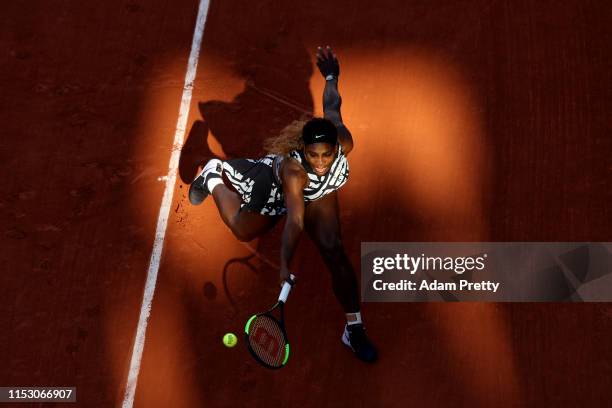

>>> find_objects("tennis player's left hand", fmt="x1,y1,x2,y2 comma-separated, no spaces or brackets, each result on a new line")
316,45,340,78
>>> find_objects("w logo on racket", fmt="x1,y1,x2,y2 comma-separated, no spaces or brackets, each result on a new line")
244,275,295,369
253,326,280,357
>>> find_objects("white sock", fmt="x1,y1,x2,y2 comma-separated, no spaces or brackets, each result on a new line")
206,177,223,193
346,312,362,326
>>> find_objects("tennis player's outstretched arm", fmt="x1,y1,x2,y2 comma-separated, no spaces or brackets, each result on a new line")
278,159,309,285
316,46,354,155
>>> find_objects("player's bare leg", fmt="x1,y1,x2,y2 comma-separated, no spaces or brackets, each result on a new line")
189,159,276,241
304,191,377,362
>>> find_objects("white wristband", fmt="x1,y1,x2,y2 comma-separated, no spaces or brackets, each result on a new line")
325,74,337,81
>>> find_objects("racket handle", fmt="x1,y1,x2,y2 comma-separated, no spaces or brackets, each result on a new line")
278,274,296,303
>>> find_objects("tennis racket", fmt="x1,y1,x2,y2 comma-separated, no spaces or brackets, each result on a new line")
244,274,296,369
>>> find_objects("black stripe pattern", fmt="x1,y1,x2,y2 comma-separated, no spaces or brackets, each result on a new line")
288,144,349,202
222,145,349,216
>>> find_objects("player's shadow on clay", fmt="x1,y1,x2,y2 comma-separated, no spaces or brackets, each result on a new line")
178,84,313,185
178,33,314,184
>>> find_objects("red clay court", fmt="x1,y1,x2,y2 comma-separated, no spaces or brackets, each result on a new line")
2,0,611,406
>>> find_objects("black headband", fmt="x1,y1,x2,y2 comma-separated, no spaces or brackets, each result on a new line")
302,118,338,146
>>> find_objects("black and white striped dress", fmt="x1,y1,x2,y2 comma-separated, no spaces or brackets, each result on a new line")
222,145,349,216
285,145,349,202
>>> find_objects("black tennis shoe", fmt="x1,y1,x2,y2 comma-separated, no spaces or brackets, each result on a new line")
341,324,378,363
188,159,223,205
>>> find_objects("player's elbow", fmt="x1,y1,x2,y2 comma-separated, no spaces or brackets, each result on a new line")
324,108,342,123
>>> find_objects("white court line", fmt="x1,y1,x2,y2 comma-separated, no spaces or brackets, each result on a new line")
121,0,210,407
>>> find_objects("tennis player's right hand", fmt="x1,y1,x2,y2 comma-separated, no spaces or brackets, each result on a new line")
279,266,292,287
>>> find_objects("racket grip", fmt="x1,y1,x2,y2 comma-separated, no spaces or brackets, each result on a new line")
278,274,296,303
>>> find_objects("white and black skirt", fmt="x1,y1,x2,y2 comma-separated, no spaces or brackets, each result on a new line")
222,155,286,216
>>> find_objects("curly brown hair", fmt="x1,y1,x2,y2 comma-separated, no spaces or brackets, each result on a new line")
263,117,309,155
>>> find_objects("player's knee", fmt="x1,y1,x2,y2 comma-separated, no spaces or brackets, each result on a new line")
233,227,256,242
317,234,344,256
235,231,255,242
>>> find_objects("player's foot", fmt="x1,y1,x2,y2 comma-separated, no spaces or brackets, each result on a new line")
341,324,378,363
189,159,223,205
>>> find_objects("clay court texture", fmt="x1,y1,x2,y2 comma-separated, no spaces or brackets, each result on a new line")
2,0,612,406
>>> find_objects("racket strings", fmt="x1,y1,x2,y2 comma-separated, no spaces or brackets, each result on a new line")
247,315,286,367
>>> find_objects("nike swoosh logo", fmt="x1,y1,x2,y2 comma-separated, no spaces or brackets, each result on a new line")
314,134,325,139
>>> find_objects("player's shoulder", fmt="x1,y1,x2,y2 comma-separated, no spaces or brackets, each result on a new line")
281,156,306,175
336,124,353,156
280,157,308,186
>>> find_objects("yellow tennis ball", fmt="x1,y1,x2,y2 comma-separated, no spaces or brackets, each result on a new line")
223,332,238,348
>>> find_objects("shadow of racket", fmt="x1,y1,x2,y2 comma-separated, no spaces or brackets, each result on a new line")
222,242,280,310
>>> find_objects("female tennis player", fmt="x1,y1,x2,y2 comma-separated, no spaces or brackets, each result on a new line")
189,46,377,363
